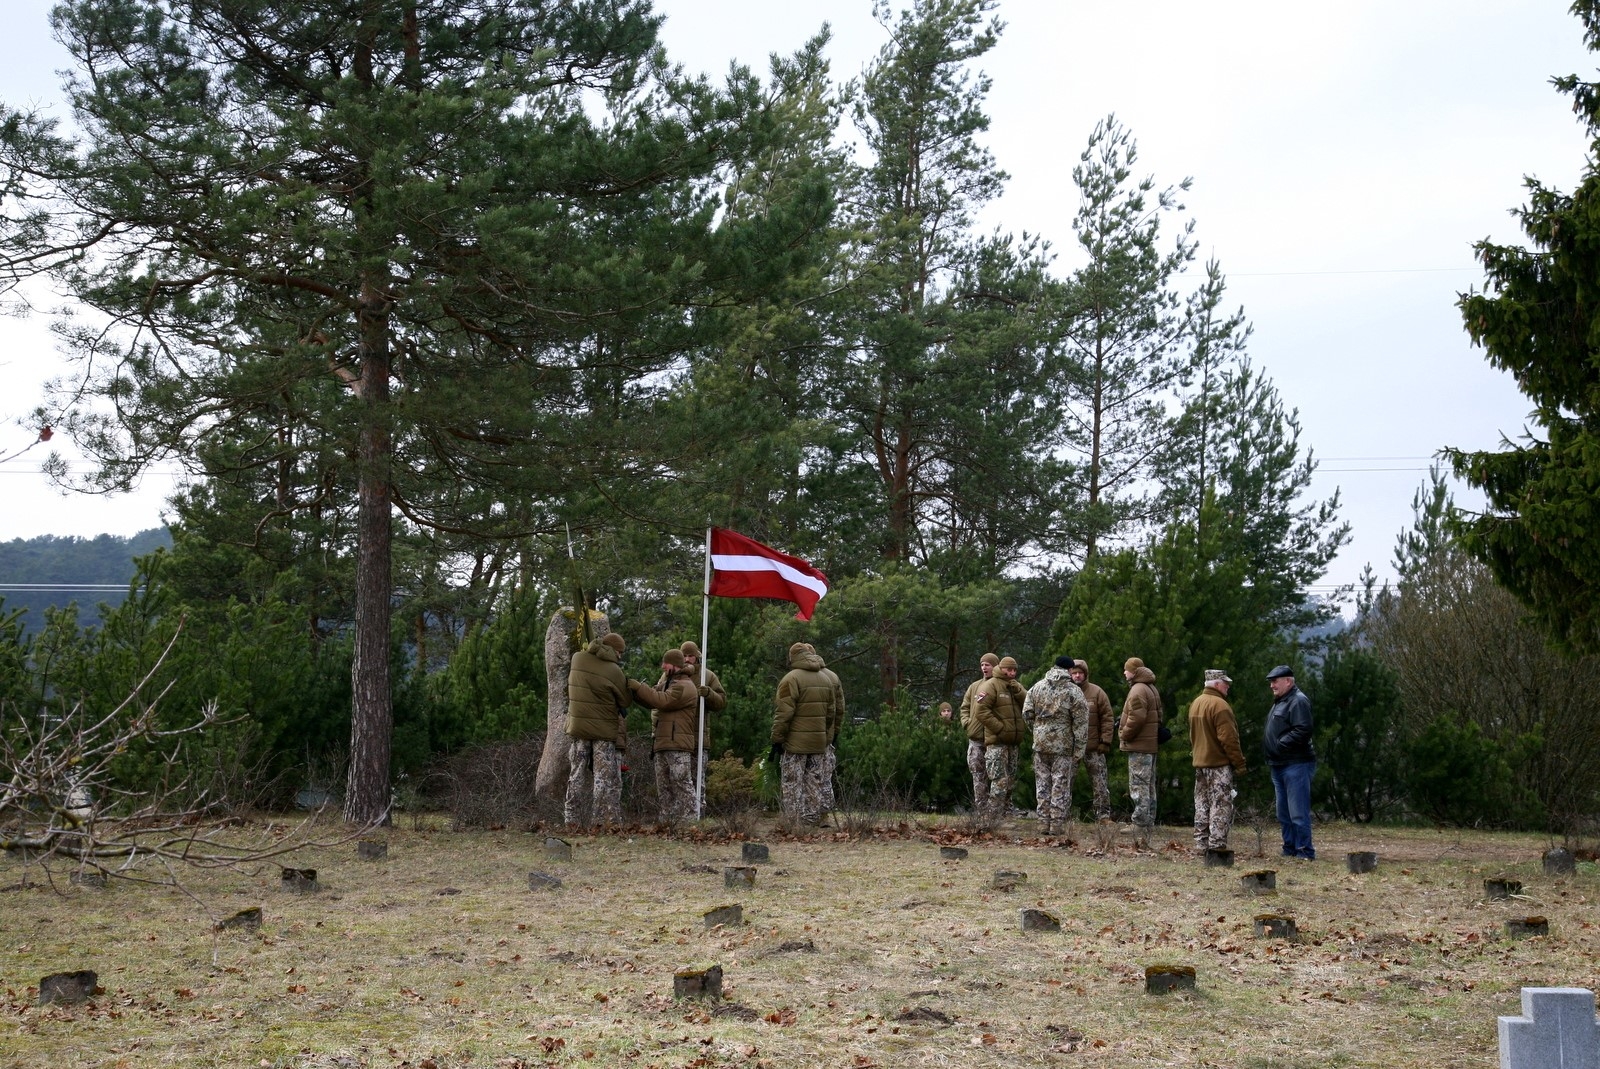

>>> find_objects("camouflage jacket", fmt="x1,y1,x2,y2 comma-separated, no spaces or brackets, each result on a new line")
1022,667,1089,758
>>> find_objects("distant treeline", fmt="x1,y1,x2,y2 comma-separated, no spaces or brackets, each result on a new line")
0,529,171,632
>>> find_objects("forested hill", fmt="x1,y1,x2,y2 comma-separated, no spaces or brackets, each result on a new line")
0,529,171,632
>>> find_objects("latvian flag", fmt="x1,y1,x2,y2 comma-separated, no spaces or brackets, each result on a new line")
708,527,830,621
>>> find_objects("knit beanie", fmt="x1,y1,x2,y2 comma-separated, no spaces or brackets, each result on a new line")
1055,655,1076,671
600,633,625,654
1124,656,1144,673
661,649,685,669
980,652,1000,667
997,656,1019,670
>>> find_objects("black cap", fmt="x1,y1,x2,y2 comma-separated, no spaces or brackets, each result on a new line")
1055,655,1076,670
1266,664,1295,680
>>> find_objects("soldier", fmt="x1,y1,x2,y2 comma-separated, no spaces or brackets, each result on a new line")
679,640,726,809
814,649,846,825
1023,655,1090,836
1119,656,1162,844
772,641,838,827
564,631,630,828
1190,668,1246,854
1071,659,1116,822
629,649,700,823
959,653,999,814
973,656,1028,823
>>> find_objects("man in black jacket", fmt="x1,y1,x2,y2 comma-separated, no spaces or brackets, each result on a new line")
1264,664,1316,860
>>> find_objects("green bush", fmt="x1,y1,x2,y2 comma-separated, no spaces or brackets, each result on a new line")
836,708,967,811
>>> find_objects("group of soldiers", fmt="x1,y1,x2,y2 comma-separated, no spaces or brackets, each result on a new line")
565,630,1312,863
562,632,846,830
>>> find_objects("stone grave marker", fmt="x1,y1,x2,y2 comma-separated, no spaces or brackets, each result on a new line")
939,846,968,860
544,837,572,862
1347,851,1378,874
703,904,743,929
1498,986,1600,1069
724,866,755,890
214,907,263,932
1019,908,1060,933
1253,913,1298,940
1544,848,1576,876
1485,878,1523,900
357,840,387,861
992,870,1027,891
280,867,320,893
1204,848,1234,868
673,965,723,999
528,871,563,891
70,870,107,889
39,970,98,1006
1144,965,1195,994
1506,916,1549,940
741,843,769,864
1240,870,1276,893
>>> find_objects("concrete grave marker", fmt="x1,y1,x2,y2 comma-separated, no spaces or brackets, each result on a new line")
673,965,723,999
1144,965,1195,994
1544,848,1576,876
741,843,769,864
544,837,572,861
527,871,563,891
1020,908,1060,933
214,907,263,932
357,840,387,861
1204,848,1234,868
703,904,743,929
1240,870,1276,893
992,870,1027,891
70,870,107,889
939,846,968,860
39,970,98,1006
724,866,755,890
1498,987,1600,1069
280,867,320,893
1506,916,1549,939
1485,878,1523,900
1347,851,1378,874
1253,913,1298,940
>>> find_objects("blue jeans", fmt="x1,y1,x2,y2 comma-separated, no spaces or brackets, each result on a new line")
1270,761,1315,859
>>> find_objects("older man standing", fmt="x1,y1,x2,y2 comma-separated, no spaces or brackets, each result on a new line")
1071,659,1116,822
1189,669,1247,855
1265,664,1316,860
1023,655,1089,836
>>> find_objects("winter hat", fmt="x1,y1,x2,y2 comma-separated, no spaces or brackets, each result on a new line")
1204,668,1233,685
1055,655,1076,670
661,649,685,669
1266,664,1295,680
1124,656,1145,673
1072,659,1089,673
788,642,811,662
980,652,1000,667
680,640,702,660
600,632,625,653
997,656,1019,671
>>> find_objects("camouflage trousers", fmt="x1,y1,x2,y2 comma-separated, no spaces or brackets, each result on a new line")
1127,752,1157,829
967,740,989,811
1193,765,1236,851
1033,751,1076,830
818,744,837,812
653,751,694,823
565,738,623,827
985,744,1019,818
1084,751,1112,820
781,751,827,825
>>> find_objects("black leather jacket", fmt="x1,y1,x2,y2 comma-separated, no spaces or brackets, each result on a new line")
1264,685,1315,765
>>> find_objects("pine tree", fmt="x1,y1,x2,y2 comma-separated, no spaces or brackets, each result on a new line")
0,1,826,822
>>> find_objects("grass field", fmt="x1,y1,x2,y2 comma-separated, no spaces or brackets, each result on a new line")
1,815,1592,1068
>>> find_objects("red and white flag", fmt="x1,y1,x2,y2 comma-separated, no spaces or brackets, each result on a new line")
708,527,830,621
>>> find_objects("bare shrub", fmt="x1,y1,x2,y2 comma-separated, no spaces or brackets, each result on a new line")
436,737,541,830
835,772,915,839
621,737,658,824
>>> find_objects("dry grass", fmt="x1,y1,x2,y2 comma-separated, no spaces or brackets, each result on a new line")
1,815,1595,1068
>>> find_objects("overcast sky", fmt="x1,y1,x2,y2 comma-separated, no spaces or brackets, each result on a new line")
0,0,1592,598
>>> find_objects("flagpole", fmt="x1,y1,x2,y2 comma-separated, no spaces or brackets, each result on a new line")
696,526,712,821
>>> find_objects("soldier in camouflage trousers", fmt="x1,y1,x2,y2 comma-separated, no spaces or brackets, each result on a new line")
565,632,631,827
959,653,999,814
1023,655,1090,836
1189,668,1247,852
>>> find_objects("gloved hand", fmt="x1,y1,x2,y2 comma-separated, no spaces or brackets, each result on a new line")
769,741,784,763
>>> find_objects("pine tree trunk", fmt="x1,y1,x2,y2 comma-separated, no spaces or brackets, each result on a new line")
344,284,394,826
